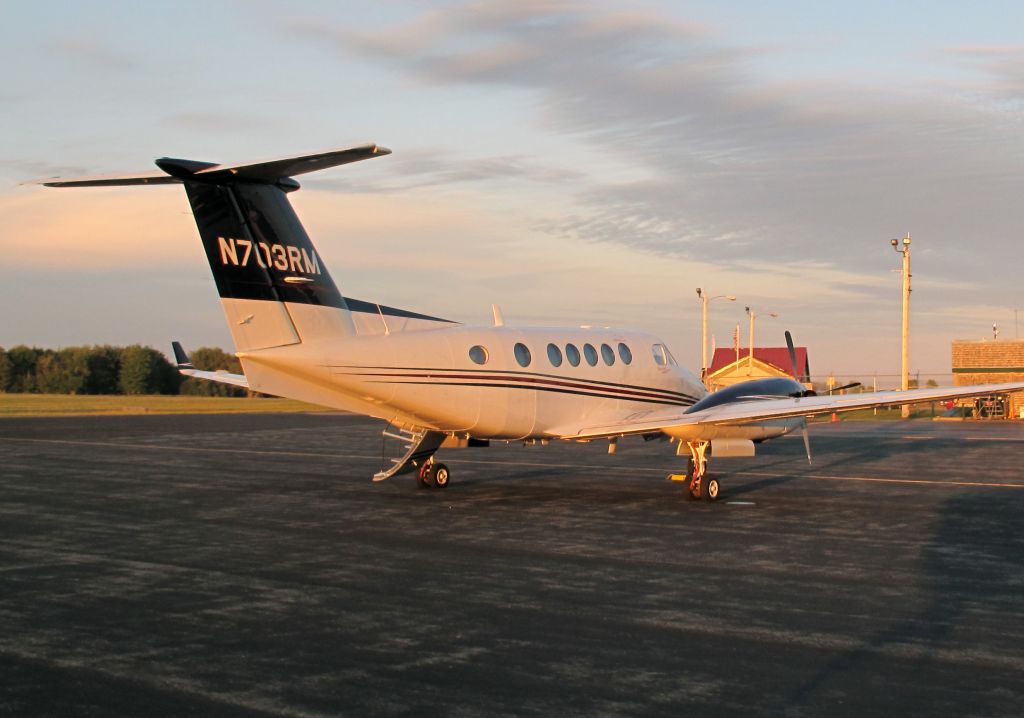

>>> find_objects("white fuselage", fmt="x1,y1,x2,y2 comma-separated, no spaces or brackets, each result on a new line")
236,323,710,440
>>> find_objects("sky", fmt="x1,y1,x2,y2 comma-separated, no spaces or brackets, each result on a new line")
1,0,1022,382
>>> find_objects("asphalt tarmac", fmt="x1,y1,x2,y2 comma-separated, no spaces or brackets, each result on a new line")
1,413,1023,717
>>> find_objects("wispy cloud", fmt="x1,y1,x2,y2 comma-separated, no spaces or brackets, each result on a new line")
49,35,136,71
282,1,1024,288
306,149,583,193
0,188,198,269
943,44,1024,99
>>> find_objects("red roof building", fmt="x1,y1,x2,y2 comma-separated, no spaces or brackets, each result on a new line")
706,346,811,391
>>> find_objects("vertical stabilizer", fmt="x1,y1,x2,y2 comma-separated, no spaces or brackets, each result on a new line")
37,144,393,352
183,180,354,351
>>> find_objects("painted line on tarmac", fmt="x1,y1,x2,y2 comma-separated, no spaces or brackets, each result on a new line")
0,437,654,473
733,469,1024,490
4,436,1023,490
962,435,1024,442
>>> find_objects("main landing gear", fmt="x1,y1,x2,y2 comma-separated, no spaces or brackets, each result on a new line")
416,461,450,490
680,440,720,502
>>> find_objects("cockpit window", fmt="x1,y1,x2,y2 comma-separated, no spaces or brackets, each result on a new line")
652,344,668,366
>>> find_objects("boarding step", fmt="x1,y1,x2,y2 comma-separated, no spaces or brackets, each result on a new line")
372,423,446,482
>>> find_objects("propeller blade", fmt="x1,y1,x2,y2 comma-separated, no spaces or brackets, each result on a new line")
801,420,812,465
829,382,862,394
784,330,799,380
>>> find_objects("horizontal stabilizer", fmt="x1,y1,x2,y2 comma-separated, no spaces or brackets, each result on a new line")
33,171,180,188
33,143,390,188
171,341,249,389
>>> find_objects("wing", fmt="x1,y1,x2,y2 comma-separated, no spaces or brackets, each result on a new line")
552,381,1024,439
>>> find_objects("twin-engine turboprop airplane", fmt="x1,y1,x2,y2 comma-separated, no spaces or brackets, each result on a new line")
37,144,1024,501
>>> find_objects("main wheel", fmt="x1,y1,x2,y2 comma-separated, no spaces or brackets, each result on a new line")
433,463,450,489
417,463,435,489
701,475,720,502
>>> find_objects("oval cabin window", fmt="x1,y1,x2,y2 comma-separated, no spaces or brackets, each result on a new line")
583,343,598,366
618,343,633,365
468,345,488,365
547,343,563,367
600,343,615,366
566,343,581,367
514,342,532,367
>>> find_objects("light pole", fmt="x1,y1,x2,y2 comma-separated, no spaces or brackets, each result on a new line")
744,306,777,373
696,288,736,384
891,233,911,418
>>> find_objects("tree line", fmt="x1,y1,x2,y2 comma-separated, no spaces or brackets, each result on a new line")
0,345,248,397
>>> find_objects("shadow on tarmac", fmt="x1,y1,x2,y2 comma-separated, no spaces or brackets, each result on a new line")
779,488,1024,713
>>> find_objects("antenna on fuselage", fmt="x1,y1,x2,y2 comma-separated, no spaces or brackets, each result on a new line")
492,304,504,327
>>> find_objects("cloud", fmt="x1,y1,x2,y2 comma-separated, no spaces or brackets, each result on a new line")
943,44,1024,99
0,187,199,269
282,0,1024,292
163,111,286,133
305,149,583,194
49,35,136,71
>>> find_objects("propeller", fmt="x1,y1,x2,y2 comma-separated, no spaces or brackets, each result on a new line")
785,330,813,465
829,381,862,394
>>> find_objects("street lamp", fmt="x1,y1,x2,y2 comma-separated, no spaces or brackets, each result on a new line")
891,233,911,418
744,305,778,372
696,288,736,384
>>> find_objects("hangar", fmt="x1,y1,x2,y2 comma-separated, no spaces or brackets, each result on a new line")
952,339,1024,419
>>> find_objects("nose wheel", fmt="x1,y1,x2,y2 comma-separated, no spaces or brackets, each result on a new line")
417,462,450,490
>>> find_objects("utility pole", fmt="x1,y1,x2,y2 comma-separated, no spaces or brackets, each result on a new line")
745,306,777,373
748,307,755,372
891,234,912,418
696,288,735,385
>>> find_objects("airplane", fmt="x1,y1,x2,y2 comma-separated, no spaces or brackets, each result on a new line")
36,144,1024,501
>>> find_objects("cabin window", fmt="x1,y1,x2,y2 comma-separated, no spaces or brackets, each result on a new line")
583,343,598,366
514,342,532,367
547,343,563,367
652,344,667,366
618,343,633,365
600,343,615,366
468,345,488,365
566,343,581,367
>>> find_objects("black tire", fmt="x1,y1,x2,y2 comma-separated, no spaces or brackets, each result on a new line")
417,463,435,489
433,463,450,489
701,475,720,502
